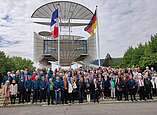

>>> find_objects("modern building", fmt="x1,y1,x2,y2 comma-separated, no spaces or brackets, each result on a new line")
31,1,97,67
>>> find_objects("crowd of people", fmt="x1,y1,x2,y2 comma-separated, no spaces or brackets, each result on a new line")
1,66,157,106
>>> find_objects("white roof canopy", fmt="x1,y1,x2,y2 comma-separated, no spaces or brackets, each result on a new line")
31,1,93,20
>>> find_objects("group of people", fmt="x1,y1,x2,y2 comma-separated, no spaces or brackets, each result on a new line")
1,66,157,106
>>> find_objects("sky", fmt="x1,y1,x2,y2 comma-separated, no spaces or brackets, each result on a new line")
1,0,157,61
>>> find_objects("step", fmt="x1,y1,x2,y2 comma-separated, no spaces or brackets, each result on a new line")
1,99,157,108
0,94,157,106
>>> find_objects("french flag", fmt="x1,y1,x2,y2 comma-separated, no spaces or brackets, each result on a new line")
50,9,59,39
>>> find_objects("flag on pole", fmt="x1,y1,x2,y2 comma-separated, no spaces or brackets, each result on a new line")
84,10,97,35
50,9,59,39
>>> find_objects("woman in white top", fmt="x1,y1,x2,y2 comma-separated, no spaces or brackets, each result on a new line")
10,80,18,104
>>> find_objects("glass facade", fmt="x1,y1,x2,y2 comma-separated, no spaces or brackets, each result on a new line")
44,40,87,54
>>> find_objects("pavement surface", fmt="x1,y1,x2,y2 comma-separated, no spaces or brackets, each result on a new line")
0,102,157,115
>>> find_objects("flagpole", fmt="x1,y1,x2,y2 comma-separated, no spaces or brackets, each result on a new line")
96,6,101,67
57,4,61,68
58,18,60,68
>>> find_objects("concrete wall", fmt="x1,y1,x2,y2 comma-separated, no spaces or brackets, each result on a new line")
34,32,97,67
34,32,44,64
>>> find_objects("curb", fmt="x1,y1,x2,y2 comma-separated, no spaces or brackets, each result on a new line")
1,99,157,108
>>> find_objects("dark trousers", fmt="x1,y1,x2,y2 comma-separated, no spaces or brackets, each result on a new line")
79,89,84,103
40,89,46,103
64,89,68,104
104,88,110,97
129,89,136,101
61,90,65,104
32,90,39,103
139,86,145,100
94,89,100,103
72,90,78,103
123,89,128,101
117,90,122,101
11,95,16,104
47,90,54,105
152,88,157,96
18,90,25,103
68,93,72,103
145,89,152,99
26,89,31,102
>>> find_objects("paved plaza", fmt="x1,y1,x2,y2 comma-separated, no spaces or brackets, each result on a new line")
1,102,157,115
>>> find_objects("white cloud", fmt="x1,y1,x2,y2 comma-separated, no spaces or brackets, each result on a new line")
0,0,157,61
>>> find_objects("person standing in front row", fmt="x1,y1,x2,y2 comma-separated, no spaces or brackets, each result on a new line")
85,78,91,103
47,78,54,105
24,76,33,103
78,75,85,103
18,79,25,104
110,77,116,99
39,77,47,103
63,73,68,104
128,76,136,101
68,77,73,103
72,77,78,103
138,73,146,101
144,71,153,99
93,78,101,103
10,80,18,104
116,77,123,101
54,76,61,104
3,80,10,106
32,76,40,104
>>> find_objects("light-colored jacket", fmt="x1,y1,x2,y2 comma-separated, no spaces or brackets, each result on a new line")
3,85,10,98
68,82,73,93
151,77,157,88
10,84,18,95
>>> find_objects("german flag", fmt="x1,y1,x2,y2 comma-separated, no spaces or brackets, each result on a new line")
84,10,97,35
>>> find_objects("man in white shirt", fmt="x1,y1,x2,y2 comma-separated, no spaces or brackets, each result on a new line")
138,73,145,101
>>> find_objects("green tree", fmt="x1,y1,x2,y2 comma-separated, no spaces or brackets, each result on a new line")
144,43,152,56
11,56,34,71
0,51,14,74
149,34,157,53
0,51,35,75
122,46,134,67
121,34,157,69
139,53,157,69
130,44,144,66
